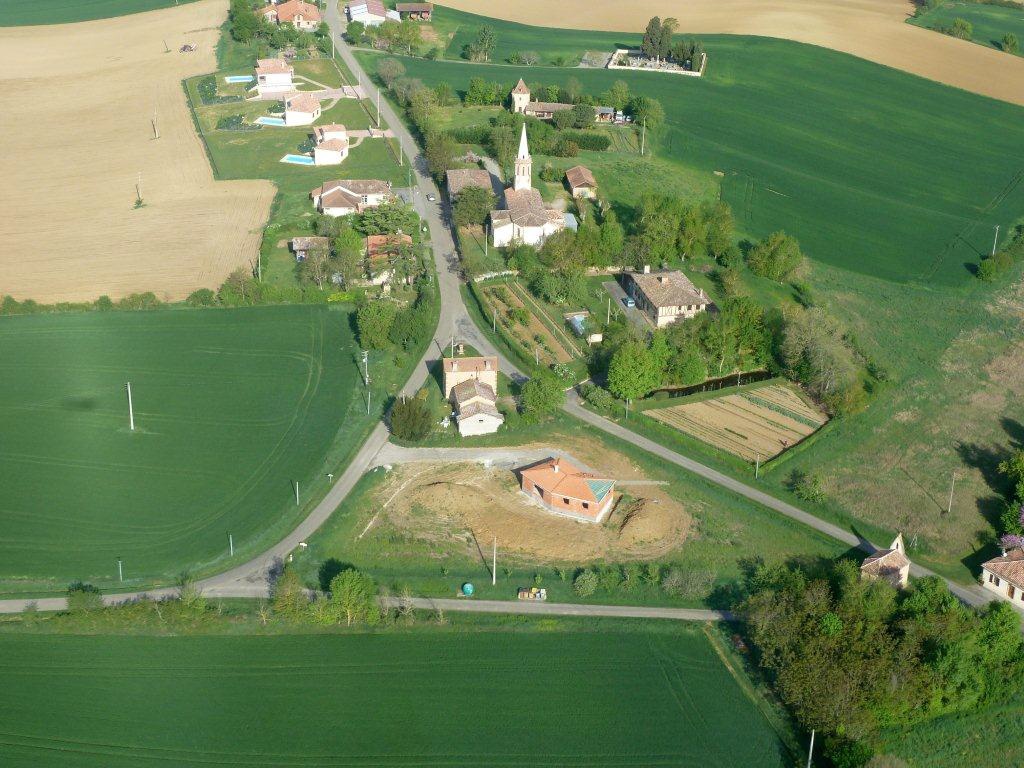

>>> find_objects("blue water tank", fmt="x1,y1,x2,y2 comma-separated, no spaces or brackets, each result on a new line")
462,582,475,596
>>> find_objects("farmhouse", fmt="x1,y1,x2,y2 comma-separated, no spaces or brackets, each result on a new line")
312,124,349,165
442,356,498,399
346,0,398,26
310,179,392,216
860,534,911,590
395,2,433,20
260,0,321,30
509,79,610,122
565,165,597,198
254,58,294,96
520,457,616,523
290,236,329,262
490,125,564,248
626,267,710,328
450,379,503,436
981,548,1024,607
446,168,493,199
284,93,321,126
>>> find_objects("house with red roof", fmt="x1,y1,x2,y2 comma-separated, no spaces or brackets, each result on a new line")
981,548,1024,607
859,533,911,589
520,457,616,522
260,0,322,30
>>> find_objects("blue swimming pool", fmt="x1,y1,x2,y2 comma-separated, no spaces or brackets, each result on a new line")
281,154,315,166
255,116,286,127
224,75,254,83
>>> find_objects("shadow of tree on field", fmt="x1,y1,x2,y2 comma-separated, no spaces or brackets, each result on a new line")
318,558,356,592
956,440,1013,493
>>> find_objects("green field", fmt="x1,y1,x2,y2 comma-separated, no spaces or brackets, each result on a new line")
371,8,1024,285
0,0,197,25
0,307,365,594
0,627,791,766
911,1,1024,56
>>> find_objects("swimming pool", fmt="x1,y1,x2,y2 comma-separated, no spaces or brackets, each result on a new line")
281,154,315,166
255,116,286,127
224,75,254,83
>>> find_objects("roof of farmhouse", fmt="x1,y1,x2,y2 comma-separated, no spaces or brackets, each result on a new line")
983,549,1024,589
631,270,709,309
275,0,322,21
526,101,574,114
443,356,497,374
512,78,530,95
256,58,293,74
446,168,492,196
860,547,910,577
521,457,615,504
451,378,497,405
291,236,329,251
314,124,347,139
396,2,433,11
287,93,321,113
565,165,596,189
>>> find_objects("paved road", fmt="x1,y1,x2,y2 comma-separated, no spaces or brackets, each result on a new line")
384,596,732,621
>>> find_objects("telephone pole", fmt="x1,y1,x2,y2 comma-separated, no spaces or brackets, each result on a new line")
947,471,957,515
126,381,135,431
376,89,381,127
992,224,1001,256
806,729,815,768
362,350,370,414
492,537,497,586
640,117,646,156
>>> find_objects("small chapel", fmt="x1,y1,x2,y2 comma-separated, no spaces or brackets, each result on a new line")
489,124,565,248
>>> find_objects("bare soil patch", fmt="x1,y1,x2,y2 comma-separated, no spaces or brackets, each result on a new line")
370,456,691,563
442,0,1024,106
0,0,274,302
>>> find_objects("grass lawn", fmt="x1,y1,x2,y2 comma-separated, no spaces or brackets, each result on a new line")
910,1,1024,56
0,624,794,767
366,6,1024,286
0,0,197,25
0,306,379,595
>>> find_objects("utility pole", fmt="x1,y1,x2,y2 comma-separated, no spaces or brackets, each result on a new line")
136,171,143,203
606,296,610,325
640,117,646,156
755,453,760,479
152,109,159,139
294,481,300,506
228,534,234,557
376,89,381,128
947,471,957,515
492,537,497,586
492,307,496,332
806,729,815,768
126,381,135,431
992,224,1001,256
535,346,539,365
117,558,123,582
362,350,370,415
399,136,404,166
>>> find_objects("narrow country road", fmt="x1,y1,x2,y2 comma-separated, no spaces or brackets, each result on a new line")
383,596,732,621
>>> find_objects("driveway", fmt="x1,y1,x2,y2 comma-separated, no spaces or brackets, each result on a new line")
602,279,651,332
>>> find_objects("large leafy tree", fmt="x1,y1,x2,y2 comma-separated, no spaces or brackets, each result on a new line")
453,185,496,229
607,340,660,403
389,396,433,441
520,372,565,418
641,17,662,60
356,301,398,350
328,569,381,626
746,231,805,282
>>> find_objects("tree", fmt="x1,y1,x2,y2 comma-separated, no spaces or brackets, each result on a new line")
356,301,398,349
229,0,260,43
389,396,433,440
271,566,309,620
453,185,496,229
298,244,333,290
601,80,631,111
396,18,422,54
333,224,365,287
950,17,973,40
1003,33,1019,53
346,20,365,43
551,108,576,131
570,103,596,129
328,569,380,625
746,231,805,282
671,346,708,385
377,58,406,88
642,16,663,61
607,340,660,404
464,25,496,61
465,77,499,105
424,131,458,183
66,581,103,613
356,201,418,236
629,95,665,130
658,17,678,61
573,569,599,596
433,82,454,107
599,210,625,262
778,307,859,405
519,372,565,418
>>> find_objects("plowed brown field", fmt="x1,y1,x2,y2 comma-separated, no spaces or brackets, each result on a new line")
441,0,1024,106
0,0,274,303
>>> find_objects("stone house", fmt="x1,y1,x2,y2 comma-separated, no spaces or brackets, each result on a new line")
626,267,710,328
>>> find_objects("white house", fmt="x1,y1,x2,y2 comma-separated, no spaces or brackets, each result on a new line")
626,267,710,328
284,93,321,126
489,124,564,248
442,356,498,399
260,0,322,30
346,0,398,26
312,124,349,165
254,58,294,96
450,378,503,437
310,179,392,216
981,548,1024,607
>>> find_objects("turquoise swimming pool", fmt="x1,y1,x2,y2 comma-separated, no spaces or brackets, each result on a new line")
224,75,254,83
255,116,286,127
281,154,315,166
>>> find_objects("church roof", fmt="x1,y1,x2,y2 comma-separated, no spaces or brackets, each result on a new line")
512,78,530,95
517,123,530,160
503,187,550,228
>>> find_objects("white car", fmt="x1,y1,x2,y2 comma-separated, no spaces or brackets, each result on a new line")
426,193,436,202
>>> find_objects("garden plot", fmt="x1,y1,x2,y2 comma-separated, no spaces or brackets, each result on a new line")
645,383,828,462
480,283,576,364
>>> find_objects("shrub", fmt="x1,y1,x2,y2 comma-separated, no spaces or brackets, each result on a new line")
377,58,406,88
1003,32,1019,53
118,292,161,310
746,231,805,281
356,300,397,350
580,383,617,412
66,581,103,613
538,164,563,183
519,372,565,418
551,138,580,157
215,114,259,131
791,470,826,503
949,18,973,40
94,295,114,311
187,288,217,307
389,396,433,441
573,569,598,597
560,130,611,151
977,250,1016,281
598,566,623,592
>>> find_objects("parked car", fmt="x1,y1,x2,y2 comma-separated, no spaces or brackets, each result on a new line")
622,297,635,308
426,193,436,202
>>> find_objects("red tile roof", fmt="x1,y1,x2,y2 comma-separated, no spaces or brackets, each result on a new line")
520,457,615,504
442,356,497,374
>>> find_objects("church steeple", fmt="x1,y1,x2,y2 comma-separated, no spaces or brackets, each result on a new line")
513,123,532,191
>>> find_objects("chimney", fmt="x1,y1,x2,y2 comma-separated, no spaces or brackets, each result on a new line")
643,265,651,274
552,460,559,473
451,360,458,371
659,276,667,284
484,359,491,370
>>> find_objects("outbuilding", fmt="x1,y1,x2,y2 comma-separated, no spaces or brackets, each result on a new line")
395,2,433,20
565,165,597,199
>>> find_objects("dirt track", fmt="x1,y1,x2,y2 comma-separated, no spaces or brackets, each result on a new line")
442,0,1024,106
0,0,274,303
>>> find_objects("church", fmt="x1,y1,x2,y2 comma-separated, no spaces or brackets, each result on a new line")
489,124,565,248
